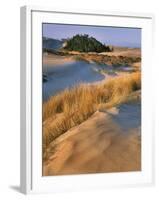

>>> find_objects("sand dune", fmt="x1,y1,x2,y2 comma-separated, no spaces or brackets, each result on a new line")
43,102,141,176
43,54,74,66
100,48,141,58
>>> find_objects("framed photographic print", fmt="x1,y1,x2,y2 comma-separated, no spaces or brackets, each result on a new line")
20,6,154,194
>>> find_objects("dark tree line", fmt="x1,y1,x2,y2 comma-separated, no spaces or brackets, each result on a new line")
64,34,112,53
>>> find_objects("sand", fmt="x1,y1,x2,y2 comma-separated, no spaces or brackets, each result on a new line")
42,48,141,176
65,48,141,58
132,62,141,68
43,54,74,66
43,102,141,176
100,48,141,58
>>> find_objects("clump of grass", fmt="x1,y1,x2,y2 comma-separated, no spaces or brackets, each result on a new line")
43,72,141,151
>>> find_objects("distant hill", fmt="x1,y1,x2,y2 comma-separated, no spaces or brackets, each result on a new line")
43,37,63,50
64,34,111,53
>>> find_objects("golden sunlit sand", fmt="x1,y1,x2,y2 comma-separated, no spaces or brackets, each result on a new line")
43,106,141,175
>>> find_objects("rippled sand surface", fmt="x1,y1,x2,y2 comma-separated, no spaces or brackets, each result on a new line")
43,102,141,176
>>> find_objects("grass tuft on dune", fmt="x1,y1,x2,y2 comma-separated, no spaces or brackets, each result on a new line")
43,72,141,156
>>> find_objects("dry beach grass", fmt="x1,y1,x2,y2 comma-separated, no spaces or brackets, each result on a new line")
43,72,141,157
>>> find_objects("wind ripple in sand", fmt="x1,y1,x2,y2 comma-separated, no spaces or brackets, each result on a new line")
43,102,141,176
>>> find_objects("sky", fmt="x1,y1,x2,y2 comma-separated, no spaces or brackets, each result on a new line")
43,23,141,48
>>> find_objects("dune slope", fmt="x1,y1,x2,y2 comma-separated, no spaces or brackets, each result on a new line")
43,102,141,176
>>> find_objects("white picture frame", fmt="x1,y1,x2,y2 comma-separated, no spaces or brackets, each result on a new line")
20,5,154,194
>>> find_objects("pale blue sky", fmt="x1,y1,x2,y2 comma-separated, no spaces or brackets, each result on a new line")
43,23,141,48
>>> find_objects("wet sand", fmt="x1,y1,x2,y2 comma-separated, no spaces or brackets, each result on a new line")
43,102,141,176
